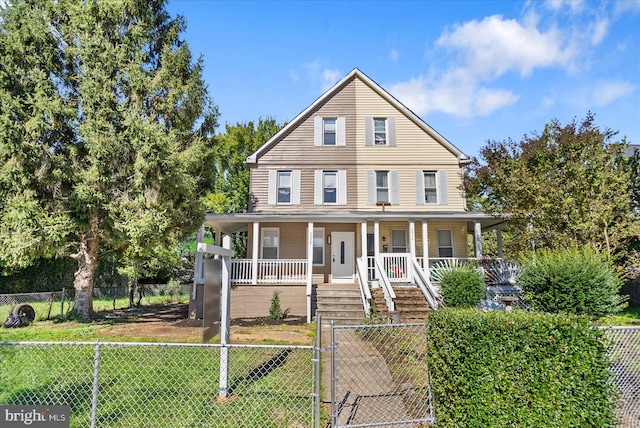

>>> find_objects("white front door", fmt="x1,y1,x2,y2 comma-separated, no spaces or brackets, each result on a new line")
331,232,354,283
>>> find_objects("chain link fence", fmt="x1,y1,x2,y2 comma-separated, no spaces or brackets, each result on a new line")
329,323,433,427
0,341,316,428
603,326,640,427
0,291,64,322
0,285,191,323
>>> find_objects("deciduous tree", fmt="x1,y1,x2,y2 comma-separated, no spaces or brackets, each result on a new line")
465,114,639,272
0,0,217,320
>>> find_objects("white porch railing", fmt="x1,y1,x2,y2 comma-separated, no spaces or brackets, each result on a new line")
356,258,372,315
373,257,395,312
231,259,307,285
379,253,412,283
411,258,439,310
416,257,482,270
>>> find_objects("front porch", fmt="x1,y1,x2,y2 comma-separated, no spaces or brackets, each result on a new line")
199,212,504,322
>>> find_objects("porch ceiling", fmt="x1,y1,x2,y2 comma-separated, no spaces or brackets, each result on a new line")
204,211,504,234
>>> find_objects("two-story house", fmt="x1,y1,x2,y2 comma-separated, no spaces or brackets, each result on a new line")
198,69,501,323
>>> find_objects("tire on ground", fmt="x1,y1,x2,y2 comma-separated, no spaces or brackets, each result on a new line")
11,303,36,322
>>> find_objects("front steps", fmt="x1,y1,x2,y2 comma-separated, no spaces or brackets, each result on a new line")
315,283,365,326
371,286,433,323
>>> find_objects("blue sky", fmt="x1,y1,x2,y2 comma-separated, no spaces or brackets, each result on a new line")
167,0,640,157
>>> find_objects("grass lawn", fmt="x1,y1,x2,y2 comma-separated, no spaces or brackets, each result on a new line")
0,303,317,427
601,306,640,326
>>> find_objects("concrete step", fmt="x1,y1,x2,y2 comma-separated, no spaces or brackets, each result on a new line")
317,302,363,310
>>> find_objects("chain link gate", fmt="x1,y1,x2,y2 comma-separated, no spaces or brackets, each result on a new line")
603,326,640,427
329,322,434,427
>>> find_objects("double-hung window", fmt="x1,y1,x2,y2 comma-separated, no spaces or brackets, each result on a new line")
374,118,387,145
323,118,336,146
437,229,454,258
376,171,389,203
323,171,337,203
312,227,324,265
277,171,291,203
261,228,279,259
423,172,437,204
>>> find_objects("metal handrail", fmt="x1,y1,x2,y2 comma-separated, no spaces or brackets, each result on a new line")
374,256,395,312
356,258,372,315
412,258,439,310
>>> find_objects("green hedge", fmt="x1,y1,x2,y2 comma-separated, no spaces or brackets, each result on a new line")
519,247,626,317
438,263,485,308
426,309,617,427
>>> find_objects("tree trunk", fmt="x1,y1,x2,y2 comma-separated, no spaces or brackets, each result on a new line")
73,212,100,322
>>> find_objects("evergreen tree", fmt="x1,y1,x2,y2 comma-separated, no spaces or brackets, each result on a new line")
0,0,218,320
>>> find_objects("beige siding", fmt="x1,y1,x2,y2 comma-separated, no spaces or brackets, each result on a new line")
230,285,307,318
353,79,465,212
251,79,359,212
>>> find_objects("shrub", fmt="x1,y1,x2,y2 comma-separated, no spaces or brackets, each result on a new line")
431,261,485,308
426,309,617,427
519,247,627,317
269,290,283,320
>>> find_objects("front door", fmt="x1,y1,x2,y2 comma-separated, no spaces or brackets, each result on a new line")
331,232,354,283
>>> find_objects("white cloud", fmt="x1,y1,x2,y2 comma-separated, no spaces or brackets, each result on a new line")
592,80,637,106
389,49,400,62
388,69,519,118
436,15,576,78
544,0,585,13
590,17,608,45
305,61,341,91
613,0,640,15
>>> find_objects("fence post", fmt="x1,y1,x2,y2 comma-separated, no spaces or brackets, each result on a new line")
90,341,101,428
330,320,336,428
314,315,322,428
60,288,66,318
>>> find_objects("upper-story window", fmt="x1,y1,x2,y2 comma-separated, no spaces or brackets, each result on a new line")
423,172,437,204
314,170,347,205
268,170,300,205
376,171,389,203
323,118,336,146
323,171,337,203
415,170,447,205
374,118,387,145
277,171,291,203
315,116,345,146
365,117,396,147
367,170,398,205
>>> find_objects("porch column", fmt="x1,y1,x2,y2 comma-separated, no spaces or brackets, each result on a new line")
361,221,367,260
474,221,483,258
409,220,416,258
496,227,504,259
374,220,380,258
306,222,314,323
251,222,259,285
422,221,429,278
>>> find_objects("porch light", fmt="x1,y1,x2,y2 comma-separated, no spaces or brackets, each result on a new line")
382,236,386,242
327,235,331,245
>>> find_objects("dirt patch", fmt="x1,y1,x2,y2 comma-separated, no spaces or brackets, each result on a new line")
94,303,314,345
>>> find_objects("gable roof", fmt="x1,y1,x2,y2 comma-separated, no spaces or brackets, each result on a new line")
624,144,640,158
246,68,470,165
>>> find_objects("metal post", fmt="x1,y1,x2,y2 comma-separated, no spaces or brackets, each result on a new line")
314,315,322,428
60,288,66,318
219,235,232,398
330,320,336,427
90,341,101,428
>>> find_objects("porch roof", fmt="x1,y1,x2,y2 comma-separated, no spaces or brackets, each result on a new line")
204,211,504,235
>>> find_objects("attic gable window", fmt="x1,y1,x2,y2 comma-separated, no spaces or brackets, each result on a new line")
323,118,336,146
374,118,387,145
365,117,396,147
